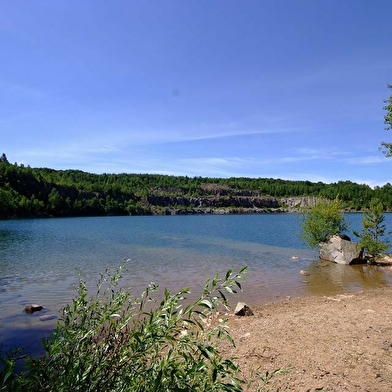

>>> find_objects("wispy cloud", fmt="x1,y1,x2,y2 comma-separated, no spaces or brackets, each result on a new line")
344,155,387,165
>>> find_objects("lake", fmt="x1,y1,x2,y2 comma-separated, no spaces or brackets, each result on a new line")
1,213,392,356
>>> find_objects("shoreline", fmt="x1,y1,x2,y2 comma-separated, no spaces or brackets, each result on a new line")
222,285,392,391
5,283,392,390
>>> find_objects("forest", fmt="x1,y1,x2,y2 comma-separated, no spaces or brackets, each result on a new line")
0,153,391,219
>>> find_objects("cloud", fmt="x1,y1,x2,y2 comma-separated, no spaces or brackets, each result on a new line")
344,155,387,165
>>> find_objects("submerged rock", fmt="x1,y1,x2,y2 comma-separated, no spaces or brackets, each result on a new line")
25,304,43,314
39,314,57,321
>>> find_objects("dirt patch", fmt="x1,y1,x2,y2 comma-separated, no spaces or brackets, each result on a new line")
221,286,392,391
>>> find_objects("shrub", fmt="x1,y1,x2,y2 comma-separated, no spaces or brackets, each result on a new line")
301,199,349,248
354,198,389,261
1,265,247,392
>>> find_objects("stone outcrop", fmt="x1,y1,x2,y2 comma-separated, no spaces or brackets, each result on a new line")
147,195,281,209
319,235,362,265
145,195,318,215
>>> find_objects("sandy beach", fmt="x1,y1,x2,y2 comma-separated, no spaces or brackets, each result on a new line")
221,286,392,391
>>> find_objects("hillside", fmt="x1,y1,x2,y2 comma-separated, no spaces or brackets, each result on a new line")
0,154,391,219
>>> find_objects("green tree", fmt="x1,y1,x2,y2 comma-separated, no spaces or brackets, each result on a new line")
0,153,8,163
47,188,64,215
0,188,16,218
354,199,389,262
301,199,349,249
380,84,392,156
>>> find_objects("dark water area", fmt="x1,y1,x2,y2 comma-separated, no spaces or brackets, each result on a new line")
1,213,392,358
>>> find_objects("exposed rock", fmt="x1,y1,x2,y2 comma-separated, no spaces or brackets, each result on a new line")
374,254,392,265
234,302,254,317
25,304,43,313
146,194,321,215
300,270,310,276
280,196,319,210
39,314,57,321
319,235,362,265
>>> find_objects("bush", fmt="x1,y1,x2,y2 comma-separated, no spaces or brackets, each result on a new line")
1,265,248,392
354,199,389,261
301,199,349,248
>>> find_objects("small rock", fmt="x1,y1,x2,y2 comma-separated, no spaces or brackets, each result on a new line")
39,314,57,321
300,270,310,276
25,304,43,314
234,302,254,317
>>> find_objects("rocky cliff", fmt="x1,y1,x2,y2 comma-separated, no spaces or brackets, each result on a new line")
143,195,319,215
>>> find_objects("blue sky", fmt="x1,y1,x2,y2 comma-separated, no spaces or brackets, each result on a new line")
1,1,392,187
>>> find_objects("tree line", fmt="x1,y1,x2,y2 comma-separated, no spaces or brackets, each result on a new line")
1,152,392,219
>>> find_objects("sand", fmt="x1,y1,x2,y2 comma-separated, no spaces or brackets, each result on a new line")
221,286,392,391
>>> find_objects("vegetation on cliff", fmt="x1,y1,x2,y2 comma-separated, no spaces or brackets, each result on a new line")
0,153,391,219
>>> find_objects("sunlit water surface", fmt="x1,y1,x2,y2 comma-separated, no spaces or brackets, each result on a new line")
1,213,392,356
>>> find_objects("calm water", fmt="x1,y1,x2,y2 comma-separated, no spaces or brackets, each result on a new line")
1,213,392,356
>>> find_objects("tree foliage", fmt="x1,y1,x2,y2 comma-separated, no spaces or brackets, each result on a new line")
380,84,392,156
301,199,349,249
354,199,389,261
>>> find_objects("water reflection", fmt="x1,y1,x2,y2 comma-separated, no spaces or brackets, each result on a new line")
305,261,392,296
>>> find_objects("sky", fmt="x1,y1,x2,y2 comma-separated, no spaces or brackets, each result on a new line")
1,1,392,187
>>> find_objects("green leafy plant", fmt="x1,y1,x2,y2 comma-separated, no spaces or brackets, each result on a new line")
0,348,23,391
354,199,389,262
1,265,248,392
249,367,293,391
300,199,349,248
380,84,392,156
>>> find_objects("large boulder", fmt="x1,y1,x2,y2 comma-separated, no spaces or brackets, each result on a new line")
319,235,362,265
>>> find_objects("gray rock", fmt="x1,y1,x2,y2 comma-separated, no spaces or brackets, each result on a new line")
319,235,362,265
234,302,254,317
39,314,57,321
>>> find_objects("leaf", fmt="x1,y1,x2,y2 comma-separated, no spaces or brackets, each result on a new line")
218,290,227,303
199,299,213,309
225,268,233,281
224,286,234,294
239,266,248,274
198,344,214,360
